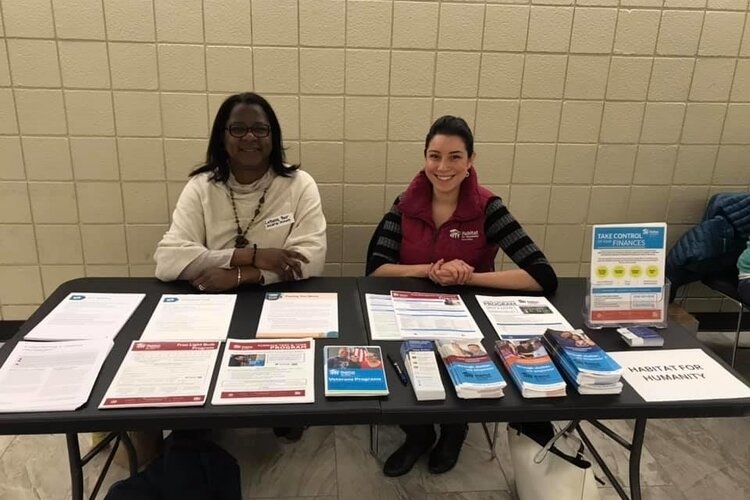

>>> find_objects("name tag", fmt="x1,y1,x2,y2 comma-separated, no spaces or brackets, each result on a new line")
264,213,295,230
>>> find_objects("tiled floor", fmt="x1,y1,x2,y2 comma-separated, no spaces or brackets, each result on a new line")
0,332,748,500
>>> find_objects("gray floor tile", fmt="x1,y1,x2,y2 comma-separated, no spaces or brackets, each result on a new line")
213,426,337,499
599,485,686,500
0,435,15,459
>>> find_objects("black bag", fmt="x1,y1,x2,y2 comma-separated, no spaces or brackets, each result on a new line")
105,435,241,500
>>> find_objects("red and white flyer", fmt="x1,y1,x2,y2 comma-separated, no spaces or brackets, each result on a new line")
99,341,220,409
212,338,315,405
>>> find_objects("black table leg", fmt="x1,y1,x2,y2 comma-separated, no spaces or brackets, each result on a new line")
629,419,647,500
66,433,84,500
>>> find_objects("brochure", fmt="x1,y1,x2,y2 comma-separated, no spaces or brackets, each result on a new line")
435,340,506,399
391,291,483,340
0,339,113,413
212,338,315,405
324,345,389,396
494,338,566,398
256,293,339,338
100,341,220,409
139,294,236,341
400,340,445,401
365,294,402,340
25,292,145,341
476,295,573,340
589,223,667,325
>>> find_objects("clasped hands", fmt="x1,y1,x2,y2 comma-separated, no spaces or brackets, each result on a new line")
192,248,309,292
428,258,474,286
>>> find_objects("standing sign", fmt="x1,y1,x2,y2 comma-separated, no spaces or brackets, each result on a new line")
587,223,667,327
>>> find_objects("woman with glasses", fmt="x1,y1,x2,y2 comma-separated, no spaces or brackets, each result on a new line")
155,92,326,290
154,92,326,442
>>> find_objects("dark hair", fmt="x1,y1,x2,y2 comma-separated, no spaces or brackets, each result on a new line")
189,92,298,182
423,115,474,157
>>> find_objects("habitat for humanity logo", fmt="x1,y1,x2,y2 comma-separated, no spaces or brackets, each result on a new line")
449,229,479,241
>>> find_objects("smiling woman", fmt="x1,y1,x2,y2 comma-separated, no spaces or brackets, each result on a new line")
153,92,327,291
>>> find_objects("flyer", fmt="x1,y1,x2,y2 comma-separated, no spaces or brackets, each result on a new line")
212,338,315,405
589,223,667,325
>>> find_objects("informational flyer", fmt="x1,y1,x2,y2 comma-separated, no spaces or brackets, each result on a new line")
476,295,573,340
365,294,402,340
212,339,315,405
25,293,145,341
391,291,483,340
589,223,667,325
610,349,750,402
139,294,237,341
99,341,220,409
0,339,113,412
256,293,338,338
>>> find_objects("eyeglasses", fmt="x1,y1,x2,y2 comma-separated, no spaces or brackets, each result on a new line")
226,123,271,138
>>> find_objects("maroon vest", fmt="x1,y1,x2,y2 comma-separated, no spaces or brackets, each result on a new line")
397,168,499,272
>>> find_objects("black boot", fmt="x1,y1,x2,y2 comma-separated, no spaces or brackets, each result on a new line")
383,425,436,477
273,426,306,442
428,424,468,474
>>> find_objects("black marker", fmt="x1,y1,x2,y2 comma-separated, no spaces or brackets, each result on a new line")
386,354,409,386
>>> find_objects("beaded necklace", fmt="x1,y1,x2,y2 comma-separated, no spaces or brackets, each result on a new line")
228,185,269,248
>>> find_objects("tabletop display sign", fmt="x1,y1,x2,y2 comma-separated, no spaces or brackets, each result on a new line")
585,223,668,329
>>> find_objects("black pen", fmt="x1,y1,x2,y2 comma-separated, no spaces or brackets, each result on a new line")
386,354,409,386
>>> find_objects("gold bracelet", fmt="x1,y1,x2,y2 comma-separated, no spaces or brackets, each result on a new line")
236,266,242,287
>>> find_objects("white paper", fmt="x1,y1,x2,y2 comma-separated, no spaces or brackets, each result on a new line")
476,295,573,340
256,293,338,338
25,293,145,341
99,340,220,409
140,294,237,341
365,294,402,340
405,350,446,401
0,340,113,413
212,338,315,405
610,349,750,402
391,291,483,340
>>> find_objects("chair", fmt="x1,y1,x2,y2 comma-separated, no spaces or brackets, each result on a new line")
701,271,748,367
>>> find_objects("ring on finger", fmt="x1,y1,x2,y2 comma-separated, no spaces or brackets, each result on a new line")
198,284,206,291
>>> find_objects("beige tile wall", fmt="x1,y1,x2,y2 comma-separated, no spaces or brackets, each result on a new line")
1,0,750,319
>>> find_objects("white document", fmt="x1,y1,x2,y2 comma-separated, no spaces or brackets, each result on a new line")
391,291,483,340
0,340,113,413
476,295,573,340
610,349,750,402
212,338,315,405
25,293,145,341
405,350,446,401
365,294,402,340
100,340,220,409
140,294,236,341
256,292,338,338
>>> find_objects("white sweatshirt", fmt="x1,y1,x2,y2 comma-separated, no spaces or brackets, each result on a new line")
154,167,327,285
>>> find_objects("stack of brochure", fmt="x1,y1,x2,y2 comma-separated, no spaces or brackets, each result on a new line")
212,338,315,405
435,340,506,399
494,338,567,398
400,340,446,401
617,327,664,348
543,329,623,395
324,345,389,396
0,340,113,412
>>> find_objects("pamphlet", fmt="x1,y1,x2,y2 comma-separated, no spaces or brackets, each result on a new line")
0,339,113,412
365,294,402,340
324,345,389,396
140,294,236,341
25,293,145,341
610,349,750,402
212,338,315,405
256,293,339,338
476,295,573,340
589,223,667,325
100,340,220,409
391,291,483,340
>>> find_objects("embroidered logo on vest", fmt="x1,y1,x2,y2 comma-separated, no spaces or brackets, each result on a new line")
449,229,479,241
